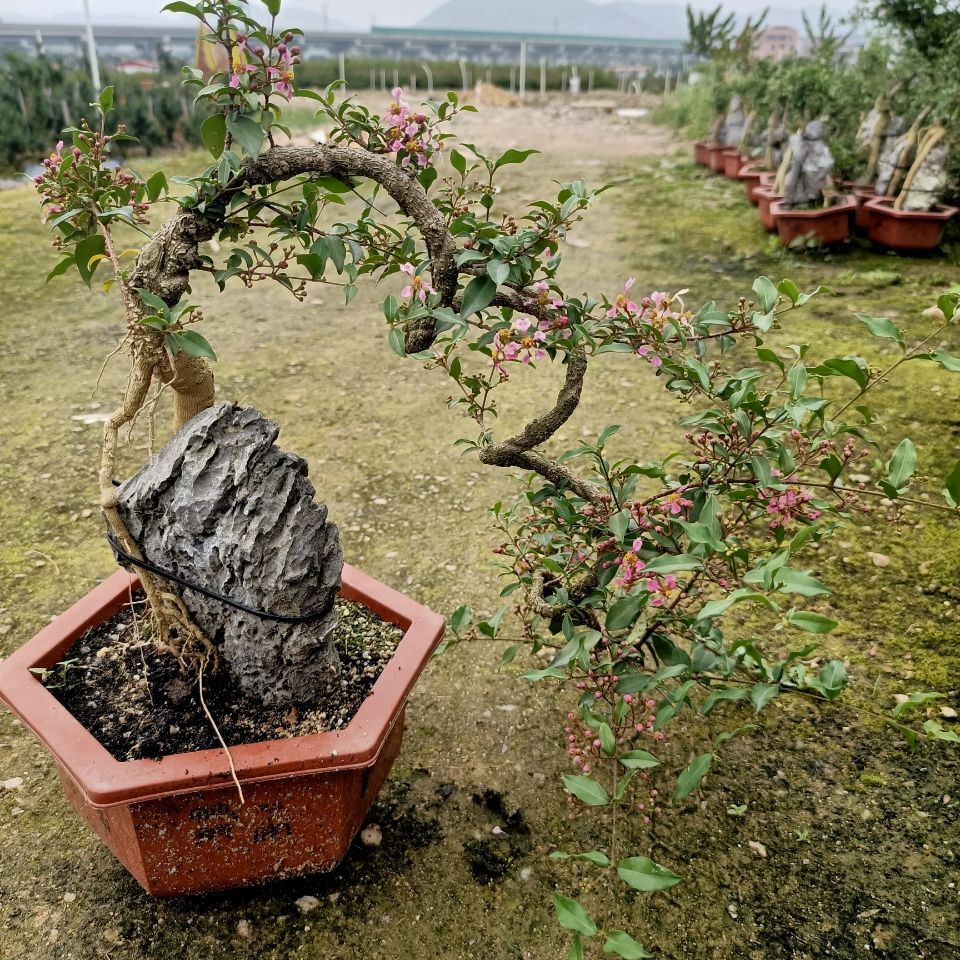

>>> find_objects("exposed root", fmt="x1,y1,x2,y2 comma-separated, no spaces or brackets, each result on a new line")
198,662,245,805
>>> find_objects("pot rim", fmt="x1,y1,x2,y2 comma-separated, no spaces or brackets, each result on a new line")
0,565,444,807
862,196,959,221
769,195,858,218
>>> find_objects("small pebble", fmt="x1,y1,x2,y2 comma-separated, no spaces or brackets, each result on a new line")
295,895,320,914
360,824,382,848
1,778,23,791
62,893,76,904
237,919,252,938
748,840,767,858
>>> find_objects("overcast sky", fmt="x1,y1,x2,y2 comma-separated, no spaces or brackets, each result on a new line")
0,0,860,28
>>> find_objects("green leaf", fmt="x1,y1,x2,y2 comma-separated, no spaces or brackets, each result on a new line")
701,687,749,716
263,0,282,15
923,719,960,743
787,611,837,634
891,691,944,719
200,113,227,158
752,276,778,312
74,234,106,286
750,682,779,712
642,554,702,574
174,329,217,361
777,278,800,305
388,327,406,357
817,659,847,699
145,170,168,202
46,255,76,283
913,350,960,372
493,148,539,171
599,722,616,756
606,593,646,632
227,114,265,158
460,275,497,318
617,856,683,892
486,260,510,285
562,774,610,807
698,589,778,621
161,1,202,14
810,357,869,390
886,438,917,491
608,508,631,544
856,313,904,347
603,931,654,959
673,752,712,800
568,935,585,960
449,149,467,176
97,85,114,114
553,896,597,937
619,750,660,770
134,288,169,314
549,850,610,868
945,461,960,508
787,364,807,401
449,605,472,633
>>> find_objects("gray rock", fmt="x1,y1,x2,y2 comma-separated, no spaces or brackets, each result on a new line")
874,118,909,195
902,142,949,211
784,121,834,207
719,95,747,148
117,403,343,705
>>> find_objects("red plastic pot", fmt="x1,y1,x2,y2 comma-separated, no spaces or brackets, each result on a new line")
0,566,444,896
705,142,727,173
723,150,750,178
771,195,856,246
755,185,782,232
864,196,959,252
852,186,877,232
693,140,710,166
741,165,770,205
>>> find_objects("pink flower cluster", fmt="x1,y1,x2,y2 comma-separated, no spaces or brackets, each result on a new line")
399,262,435,303
606,282,695,369
229,32,300,99
383,87,439,168
492,317,548,373
759,480,821,530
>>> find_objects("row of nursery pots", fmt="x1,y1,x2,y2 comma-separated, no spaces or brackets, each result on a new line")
693,140,958,252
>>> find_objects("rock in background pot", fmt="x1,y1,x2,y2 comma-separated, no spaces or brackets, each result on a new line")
771,195,856,246
0,566,444,896
864,196,959,252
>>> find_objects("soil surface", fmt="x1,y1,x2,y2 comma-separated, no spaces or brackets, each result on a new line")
0,90,958,960
47,594,402,760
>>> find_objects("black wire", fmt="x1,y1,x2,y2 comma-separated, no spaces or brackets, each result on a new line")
106,530,335,625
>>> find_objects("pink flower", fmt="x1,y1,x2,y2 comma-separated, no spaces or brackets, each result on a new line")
607,278,639,318
399,262,434,303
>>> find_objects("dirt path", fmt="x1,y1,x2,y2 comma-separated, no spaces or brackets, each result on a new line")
0,95,958,960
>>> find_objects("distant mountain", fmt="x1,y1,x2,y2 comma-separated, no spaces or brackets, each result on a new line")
413,0,861,40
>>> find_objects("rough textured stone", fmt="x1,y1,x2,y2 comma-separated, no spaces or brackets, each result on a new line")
784,120,834,207
719,96,747,147
902,142,949,211
874,118,908,195
117,403,343,705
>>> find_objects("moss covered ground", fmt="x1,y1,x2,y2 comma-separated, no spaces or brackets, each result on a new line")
0,97,958,959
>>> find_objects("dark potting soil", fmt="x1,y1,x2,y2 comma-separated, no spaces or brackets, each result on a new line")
46,593,404,761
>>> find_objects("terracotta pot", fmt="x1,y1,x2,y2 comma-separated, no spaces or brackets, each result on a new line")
771,195,856,246
705,142,727,173
693,140,710,166
0,566,444,896
755,186,783,232
722,149,746,178
864,196,959,252
740,165,770,205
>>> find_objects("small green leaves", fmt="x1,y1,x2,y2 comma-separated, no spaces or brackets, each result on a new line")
200,113,227,158
673,752,713,800
786,610,838,634
74,234,106,286
753,275,778,312
460,275,497,318
553,895,597,937
617,856,683,892
606,593,646,631
562,774,610,807
449,605,472,634
549,850,610,868
856,313,904,348
618,750,660,770
943,461,960,507
173,329,217,360
923,719,960,743
493,148,539,171
603,931,654,959
608,508,632,544
227,114,265,158
883,438,917,494
388,327,406,357
97,85,114,115
486,259,510,285
891,691,944,719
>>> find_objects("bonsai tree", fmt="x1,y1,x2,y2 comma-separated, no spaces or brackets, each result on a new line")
34,0,960,950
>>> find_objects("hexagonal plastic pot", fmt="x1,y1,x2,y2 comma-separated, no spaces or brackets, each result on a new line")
0,566,444,896
755,185,782,232
864,196,959,252
741,165,771,206
771,195,856,246
722,149,747,178
693,140,710,166
705,142,728,173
